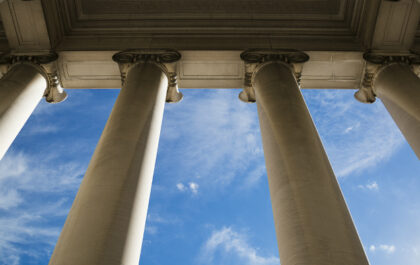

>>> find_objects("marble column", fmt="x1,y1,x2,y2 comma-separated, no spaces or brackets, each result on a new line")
253,61,369,265
49,62,169,265
372,63,420,158
0,63,47,160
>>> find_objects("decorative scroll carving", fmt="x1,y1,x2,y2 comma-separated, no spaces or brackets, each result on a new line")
0,52,67,103
355,51,420,104
239,49,310,103
112,49,183,103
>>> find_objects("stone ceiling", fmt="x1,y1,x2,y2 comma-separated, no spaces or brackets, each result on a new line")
0,17,7,51
416,22,420,50
41,0,379,51
0,0,417,52
79,0,341,16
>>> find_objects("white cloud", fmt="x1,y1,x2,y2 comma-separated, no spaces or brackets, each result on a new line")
370,244,396,254
162,89,404,195
176,183,186,191
176,182,199,194
358,181,379,191
0,152,85,264
22,124,59,136
380,245,396,254
369,245,376,252
0,189,23,210
147,213,181,225
302,90,404,177
0,152,84,194
366,182,379,190
145,226,158,235
412,246,420,256
199,227,279,265
145,213,182,236
189,182,199,194
0,199,68,265
160,90,263,191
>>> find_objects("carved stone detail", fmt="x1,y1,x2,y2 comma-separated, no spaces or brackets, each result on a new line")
112,49,183,103
0,52,67,103
355,51,420,104
239,49,309,103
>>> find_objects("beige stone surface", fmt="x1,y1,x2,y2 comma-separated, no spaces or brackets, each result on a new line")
56,50,366,90
49,63,168,265
0,63,46,160
374,63,420,159
2,0,419,52
0,0,418,264
255,62,370,265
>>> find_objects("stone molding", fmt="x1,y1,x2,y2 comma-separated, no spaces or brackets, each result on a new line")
354,51,420,103
112,49,183,103
239,49,310,103
0,52,67,103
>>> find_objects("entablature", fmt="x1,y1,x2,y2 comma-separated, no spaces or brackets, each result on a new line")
56,50,365,90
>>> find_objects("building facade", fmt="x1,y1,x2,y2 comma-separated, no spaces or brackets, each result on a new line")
0,0,419,264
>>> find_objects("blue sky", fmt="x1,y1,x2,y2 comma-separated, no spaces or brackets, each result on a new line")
0,88,419,265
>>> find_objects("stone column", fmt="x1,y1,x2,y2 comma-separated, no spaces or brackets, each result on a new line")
241,50,370,265
49,50,181,265
355,53,420,159
0,54,66,160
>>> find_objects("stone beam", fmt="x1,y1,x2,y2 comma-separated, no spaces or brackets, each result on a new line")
56,51,366,90
0,0,52,52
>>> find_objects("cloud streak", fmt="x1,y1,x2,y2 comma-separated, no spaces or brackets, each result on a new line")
199,227,279,265
0,152,85,264
159,90,264,191
302,90,404,177
370,244,396,254
358,181,379,191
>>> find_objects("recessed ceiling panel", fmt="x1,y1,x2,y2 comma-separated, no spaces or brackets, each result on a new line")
41,0,376,51
79,0,341,17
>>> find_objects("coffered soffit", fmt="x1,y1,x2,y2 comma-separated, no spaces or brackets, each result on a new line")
40,0,377,51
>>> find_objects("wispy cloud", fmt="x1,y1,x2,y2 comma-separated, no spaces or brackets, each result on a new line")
411,246,420,256
199,227,279,265
145,213,182,235
22,124,59,136
176,182,200,195
302,90,404,177
160,90,264,191
176,183,187,192
370,244,396,254
358,181,379,191
0,152,85,264
161,89,404,195
189,182,199,194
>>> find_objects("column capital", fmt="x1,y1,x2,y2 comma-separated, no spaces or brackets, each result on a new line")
112,49,183,103
0,52,67,104
355,51,420,103
239,49,309,103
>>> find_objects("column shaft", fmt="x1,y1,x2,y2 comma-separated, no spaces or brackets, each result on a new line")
49,63,168,265
374,63,420,158
254,62,369,265
0,64,47,159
